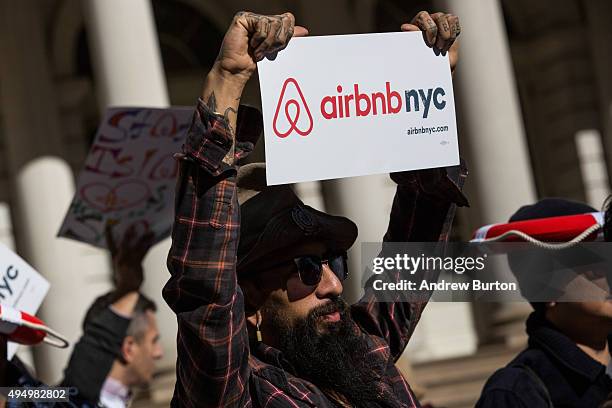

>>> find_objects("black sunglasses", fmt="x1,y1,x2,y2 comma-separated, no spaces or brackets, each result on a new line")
294,253,349,286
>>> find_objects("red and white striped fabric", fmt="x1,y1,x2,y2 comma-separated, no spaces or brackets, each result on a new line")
471,212,604,243
0,304,47,345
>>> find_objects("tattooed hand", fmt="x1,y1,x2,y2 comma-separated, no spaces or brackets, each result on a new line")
401,11,461,72
214,12,308,83
200,12,307,163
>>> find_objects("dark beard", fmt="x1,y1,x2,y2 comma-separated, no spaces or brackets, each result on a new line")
267,298,389,407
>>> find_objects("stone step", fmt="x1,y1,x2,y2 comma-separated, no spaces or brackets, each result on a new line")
422,378,490,408
412,344,523,408
413,344,521,387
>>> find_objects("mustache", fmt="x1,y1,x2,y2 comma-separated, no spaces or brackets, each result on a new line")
308,297,347,320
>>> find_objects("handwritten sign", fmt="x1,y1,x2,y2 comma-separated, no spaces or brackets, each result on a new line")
257,32,459,185
58,107,193,248
0,244,50,358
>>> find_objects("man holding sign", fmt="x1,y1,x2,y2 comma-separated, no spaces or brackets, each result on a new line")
164,10,466,408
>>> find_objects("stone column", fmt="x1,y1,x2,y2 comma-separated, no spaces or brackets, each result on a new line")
294,182,327,211
433,0,537,345
0,204,15,251
432,0,536,224
83,0,169,108
83,0,176,370
0,0,112,382
583,0,612,190
321,176,396,302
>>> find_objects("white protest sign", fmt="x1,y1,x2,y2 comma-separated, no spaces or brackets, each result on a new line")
257,31,459,185
0,244,50,358
58,107,193,248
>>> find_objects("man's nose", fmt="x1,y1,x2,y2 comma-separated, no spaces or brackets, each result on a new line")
154,345,164,360
315,264,343,298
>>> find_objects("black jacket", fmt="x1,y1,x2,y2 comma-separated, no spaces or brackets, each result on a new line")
61,305,131,403
476,312,612,408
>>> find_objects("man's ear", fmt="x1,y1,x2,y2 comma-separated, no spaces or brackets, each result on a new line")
241,279,266,315
241,271,285,312
245,310,259,328
120,335,138,364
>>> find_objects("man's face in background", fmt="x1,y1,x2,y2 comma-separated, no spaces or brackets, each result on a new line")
547,215,612,334
126,311,163,385
547,300,612,336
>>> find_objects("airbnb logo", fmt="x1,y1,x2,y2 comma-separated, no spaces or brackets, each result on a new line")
273,78,314,138
272,78,449,140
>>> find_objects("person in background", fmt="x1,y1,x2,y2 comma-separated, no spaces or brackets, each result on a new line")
476,198,612,408
1,225,162,408
61,226,162,407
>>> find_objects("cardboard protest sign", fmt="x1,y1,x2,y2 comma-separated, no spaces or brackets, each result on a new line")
0,244,50,358
58,107,193,248
257,31,459,185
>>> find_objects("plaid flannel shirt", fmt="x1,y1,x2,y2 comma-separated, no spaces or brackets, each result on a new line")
163,100,468,408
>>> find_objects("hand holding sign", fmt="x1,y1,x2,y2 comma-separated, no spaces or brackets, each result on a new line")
106,223,154,298
201,12,308,143
214,12,308,81
401,11,461,71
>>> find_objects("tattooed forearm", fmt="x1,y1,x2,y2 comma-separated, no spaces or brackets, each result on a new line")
217,106,238,137
223,106,238,128
206,92,218,112
221,105,238,165
205,91,237,133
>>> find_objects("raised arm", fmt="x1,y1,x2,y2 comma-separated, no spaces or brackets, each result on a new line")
350,11,465,360
61,227,153,403
162,12,307,408
352,164,468,360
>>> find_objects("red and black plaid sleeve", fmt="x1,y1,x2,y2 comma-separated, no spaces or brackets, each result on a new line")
163,100,253,408
351,162,468,361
